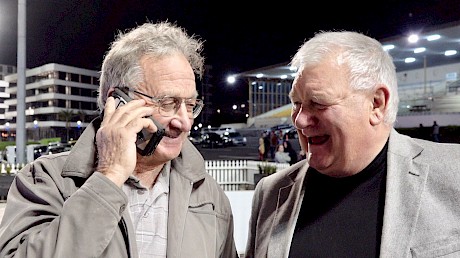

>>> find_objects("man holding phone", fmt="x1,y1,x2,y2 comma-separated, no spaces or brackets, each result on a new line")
0,21,238,258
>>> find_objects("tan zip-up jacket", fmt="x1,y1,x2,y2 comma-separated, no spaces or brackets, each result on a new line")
0,118,238,258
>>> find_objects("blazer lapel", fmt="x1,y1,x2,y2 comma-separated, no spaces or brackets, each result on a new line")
380,130,430,257
268,162,308,258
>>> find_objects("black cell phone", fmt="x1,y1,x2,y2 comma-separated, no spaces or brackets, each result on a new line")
112,87,165,156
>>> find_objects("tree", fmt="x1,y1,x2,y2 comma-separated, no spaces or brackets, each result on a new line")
76,109,86,123
58,109,75,142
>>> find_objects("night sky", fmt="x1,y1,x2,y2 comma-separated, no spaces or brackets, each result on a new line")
1,0,460,108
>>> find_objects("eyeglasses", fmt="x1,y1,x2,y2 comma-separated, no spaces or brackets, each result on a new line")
124,87,204,118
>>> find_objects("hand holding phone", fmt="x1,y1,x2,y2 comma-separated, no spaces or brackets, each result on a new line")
112,87,165,156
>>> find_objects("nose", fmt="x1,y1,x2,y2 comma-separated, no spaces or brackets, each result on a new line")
171,103,193,131
293,106,316,130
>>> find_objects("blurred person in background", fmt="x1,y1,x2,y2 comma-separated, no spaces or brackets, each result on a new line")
274,144,291,164
283,138,298,166
258,132,266,161
270,131,278,160
431,120,440,142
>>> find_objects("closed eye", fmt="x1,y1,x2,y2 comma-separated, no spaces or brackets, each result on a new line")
312,101,327,110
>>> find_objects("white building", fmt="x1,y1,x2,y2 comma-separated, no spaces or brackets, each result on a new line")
1,63,99,141
0,64,16,137
0,80,9,121
0,64,17,80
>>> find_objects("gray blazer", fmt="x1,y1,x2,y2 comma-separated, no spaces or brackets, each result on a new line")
245,129,460,258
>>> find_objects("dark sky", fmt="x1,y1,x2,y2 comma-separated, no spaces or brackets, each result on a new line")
1,0,460,107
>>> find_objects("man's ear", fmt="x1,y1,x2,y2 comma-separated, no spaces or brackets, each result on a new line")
107,87,115,97
370,85,390,126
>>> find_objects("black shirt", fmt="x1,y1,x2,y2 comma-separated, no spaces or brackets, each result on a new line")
289,142,388,258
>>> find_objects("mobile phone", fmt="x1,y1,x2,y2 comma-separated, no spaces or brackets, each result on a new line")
112,87,165,156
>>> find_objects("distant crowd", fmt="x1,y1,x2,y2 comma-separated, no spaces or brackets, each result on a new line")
258,129,305,165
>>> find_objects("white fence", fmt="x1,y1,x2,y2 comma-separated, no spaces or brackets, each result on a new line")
0,163,23,175
205,160,290,191
0,160,290,191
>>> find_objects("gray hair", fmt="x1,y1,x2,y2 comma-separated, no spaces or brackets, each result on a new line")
97,21,205,112
290,31,399,125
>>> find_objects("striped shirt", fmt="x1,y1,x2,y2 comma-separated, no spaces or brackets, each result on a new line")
123,162,170,257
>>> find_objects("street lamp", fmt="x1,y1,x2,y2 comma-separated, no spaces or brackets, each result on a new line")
77,120,82,137
227,75,236,84
33,120,39,140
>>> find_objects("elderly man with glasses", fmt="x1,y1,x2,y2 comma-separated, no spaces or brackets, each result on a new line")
0,21,238,258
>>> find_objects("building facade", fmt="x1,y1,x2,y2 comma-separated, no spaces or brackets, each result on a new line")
1,63,99,142
0,64,17,80
244,62,460,128
0,64,17,139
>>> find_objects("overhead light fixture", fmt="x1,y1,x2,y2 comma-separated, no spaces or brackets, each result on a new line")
414,47,426,53
383,44,395,51
445,50,457,56
405,57,416,63
426,34,441,41
408,34,419,43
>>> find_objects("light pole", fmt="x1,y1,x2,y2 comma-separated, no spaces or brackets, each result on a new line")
16,0,27,164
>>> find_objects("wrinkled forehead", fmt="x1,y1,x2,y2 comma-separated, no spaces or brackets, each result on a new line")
138,54,197,95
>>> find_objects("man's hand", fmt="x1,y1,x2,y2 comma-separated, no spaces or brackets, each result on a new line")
95,97,157,187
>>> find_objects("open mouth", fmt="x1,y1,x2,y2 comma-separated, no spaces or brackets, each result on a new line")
165,128,182,138
308,135,329,145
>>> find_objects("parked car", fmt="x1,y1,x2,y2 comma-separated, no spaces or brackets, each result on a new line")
33,145,48,159
43,145,67,155
215,127,236,135
188,131,203,145
201,127,219,134
201,132,229,148
223,131,247,146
